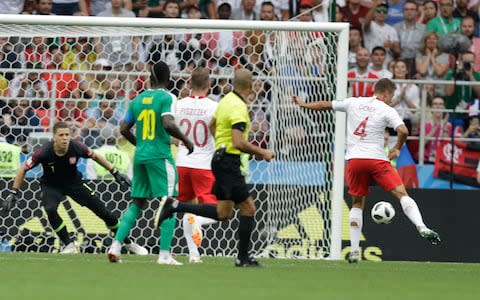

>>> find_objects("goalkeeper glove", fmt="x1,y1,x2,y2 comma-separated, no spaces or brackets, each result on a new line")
1,190,18,214
110,168,131,187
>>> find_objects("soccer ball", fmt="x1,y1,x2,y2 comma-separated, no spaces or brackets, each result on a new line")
371,201,395,224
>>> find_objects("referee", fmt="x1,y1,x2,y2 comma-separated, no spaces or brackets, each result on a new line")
155,68,275,267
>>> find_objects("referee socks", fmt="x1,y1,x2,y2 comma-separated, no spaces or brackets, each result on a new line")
175,202,220,221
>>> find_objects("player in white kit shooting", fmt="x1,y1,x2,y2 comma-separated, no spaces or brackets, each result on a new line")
175,67,218,263
293,78,440,263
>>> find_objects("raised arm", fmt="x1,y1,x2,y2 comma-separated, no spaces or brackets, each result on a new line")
364,0,383,32
91,151,114,172
91,150,131,186
293,96,333,111
11,164,27,191
1,164,27,213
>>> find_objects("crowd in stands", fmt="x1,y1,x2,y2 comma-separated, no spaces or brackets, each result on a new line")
0,0,480,164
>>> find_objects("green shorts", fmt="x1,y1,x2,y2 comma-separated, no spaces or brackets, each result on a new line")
131,157,178,199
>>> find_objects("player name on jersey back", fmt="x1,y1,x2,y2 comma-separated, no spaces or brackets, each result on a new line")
175,96,218,170
332,96,404,161
178,107,210,116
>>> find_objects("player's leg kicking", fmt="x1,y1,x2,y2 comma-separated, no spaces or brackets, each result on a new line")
346,159,440,264
178,167,217,263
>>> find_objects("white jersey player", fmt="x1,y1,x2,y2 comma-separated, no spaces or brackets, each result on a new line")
334,96,404,162
293,78,440,263
175,67,218,263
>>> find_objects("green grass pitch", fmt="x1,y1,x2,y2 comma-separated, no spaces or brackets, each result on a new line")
1,253,479,300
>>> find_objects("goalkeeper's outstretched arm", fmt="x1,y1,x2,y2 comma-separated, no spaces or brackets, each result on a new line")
1,165,27,212
11,165,27,191
91,151,115,173
89,149,132,186
292,96,333,111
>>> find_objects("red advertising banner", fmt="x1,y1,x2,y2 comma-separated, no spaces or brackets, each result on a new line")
434,141,480,186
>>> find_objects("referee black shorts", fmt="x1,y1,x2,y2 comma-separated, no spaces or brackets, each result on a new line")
211,152,250,204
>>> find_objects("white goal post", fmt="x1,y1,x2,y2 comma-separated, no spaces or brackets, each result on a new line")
0,14,348,260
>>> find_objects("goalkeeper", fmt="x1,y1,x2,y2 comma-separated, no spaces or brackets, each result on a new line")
0,121,148,255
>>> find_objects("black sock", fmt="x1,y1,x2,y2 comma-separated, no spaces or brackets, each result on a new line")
238,215,254,260
175,203,219,220
46,210,71,245
56,226,71,245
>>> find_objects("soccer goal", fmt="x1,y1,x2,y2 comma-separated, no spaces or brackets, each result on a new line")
0,14,348,260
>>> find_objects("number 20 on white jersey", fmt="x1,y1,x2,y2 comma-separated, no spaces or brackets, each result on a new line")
175,96,218,170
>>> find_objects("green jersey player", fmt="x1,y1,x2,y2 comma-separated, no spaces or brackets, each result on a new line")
108,61,193,264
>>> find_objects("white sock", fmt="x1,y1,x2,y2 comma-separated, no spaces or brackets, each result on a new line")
400,196,426,231
182,214,200,258
349,208,363,252
159,250,171,260
196,216,217,227
110,240,121,254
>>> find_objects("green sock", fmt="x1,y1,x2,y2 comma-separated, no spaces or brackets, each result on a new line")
115,203,141,243
159,213,176,251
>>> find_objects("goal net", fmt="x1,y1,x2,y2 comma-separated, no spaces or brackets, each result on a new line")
0,15,348,259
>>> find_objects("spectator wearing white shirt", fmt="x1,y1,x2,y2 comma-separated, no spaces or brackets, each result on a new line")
96,0,136,69
393,0,425,77
201,2,244,69
255,0,288,20
232,0,257,20
259,1,277,20
0,0,25,14
311,0,330,22
90,0,132,16
363,0,401,68
369,46,393,78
